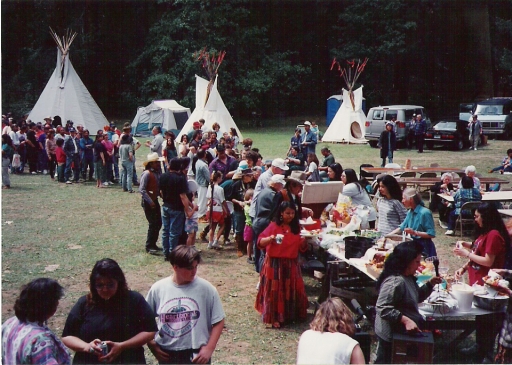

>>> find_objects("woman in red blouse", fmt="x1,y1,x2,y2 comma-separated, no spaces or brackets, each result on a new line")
255,201,308,329
453,202,511,362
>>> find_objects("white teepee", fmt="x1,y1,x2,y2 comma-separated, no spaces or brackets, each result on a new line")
177,75,242,140
322,86,367,144
28,29,109,131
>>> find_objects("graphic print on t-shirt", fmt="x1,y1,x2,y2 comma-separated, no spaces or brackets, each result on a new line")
159,297,200,338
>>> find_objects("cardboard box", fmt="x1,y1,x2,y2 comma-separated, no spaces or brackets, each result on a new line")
392,332,433,364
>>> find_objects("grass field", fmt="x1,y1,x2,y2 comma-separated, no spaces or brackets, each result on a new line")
2,118,511,364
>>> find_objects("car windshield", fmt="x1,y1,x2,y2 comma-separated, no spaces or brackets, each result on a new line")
475,104,504,115
434,121,457,130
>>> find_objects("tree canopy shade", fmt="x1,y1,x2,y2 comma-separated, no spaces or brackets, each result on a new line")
2,0,512,122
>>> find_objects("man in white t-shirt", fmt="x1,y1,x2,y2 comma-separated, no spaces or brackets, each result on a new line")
146,246,225,364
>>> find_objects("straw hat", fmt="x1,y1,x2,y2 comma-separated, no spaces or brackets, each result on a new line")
143,152,164,167
286,171,307,184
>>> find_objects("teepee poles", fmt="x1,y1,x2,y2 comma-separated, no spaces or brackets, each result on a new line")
49,27,78,82
330,57,369,111
193,48,226,106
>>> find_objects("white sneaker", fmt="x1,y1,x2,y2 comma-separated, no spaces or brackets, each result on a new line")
474,148,477,151
445,230,454,235
66,180,73,184
212,240,222,250
43,170,48,175
31,171,37,175
438,219,448,229
207,242,214,249
102,182,109,186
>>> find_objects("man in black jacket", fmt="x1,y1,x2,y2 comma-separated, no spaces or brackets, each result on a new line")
64,128,81,184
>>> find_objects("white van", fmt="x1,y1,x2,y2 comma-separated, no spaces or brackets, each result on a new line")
364,105,429,147
473,98,512,139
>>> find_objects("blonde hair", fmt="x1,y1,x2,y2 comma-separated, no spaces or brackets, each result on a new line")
309,298,355,335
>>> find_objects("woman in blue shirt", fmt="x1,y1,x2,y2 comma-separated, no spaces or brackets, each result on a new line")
389,187,437,257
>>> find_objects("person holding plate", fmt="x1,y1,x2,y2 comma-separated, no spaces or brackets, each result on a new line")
255,201,308,329
453,202,510,363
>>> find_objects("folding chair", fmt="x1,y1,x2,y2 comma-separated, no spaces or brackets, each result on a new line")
456,201,481,237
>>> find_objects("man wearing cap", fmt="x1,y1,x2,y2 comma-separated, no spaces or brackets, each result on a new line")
64,128,81,183
226,168,255,257
187,121,202,142
145,126,164,157
79,129,94,181
251,174,286,271
468,114,482,151
140,152,164,253
318,147,335,179
121,123,141,185
209,144,236,183
301,121,317,155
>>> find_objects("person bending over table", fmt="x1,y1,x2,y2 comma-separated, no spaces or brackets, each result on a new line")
453,202,510,363
62,259,157,364
374,240,443,364
375,174,407,235
341,168,377,228
255,201,308,329
296,298,365,364
428,172,455,228
388,187,437,257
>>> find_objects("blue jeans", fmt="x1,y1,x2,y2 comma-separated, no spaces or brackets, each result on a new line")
65,154,80,182
161,207,185,255
121,160,133,191
232,211,245,235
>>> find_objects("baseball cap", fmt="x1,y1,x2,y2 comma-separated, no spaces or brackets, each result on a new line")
271,174,286,185
271,158,289,171
69,127,77,133
304,121,312,126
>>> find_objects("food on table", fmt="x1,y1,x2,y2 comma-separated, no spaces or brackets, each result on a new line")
483,275,510,289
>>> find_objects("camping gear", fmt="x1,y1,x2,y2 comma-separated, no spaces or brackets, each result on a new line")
28,28,108,132
131,100,191,136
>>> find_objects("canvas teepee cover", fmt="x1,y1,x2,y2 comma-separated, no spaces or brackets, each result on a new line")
176,75,243,140
28,29,108,131
322,86,367,144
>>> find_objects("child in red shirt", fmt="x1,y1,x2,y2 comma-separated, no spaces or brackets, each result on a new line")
55,139,66,182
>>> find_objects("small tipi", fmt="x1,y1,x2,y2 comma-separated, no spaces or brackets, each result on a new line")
28,28,108,131
322,58,368,144
177,75,242,140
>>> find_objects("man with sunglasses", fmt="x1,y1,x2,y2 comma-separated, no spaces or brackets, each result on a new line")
146,246,225,364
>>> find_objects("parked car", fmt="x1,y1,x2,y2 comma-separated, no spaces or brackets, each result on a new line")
424,119,475,150
365,105,430,147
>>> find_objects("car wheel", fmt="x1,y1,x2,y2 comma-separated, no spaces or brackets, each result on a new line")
426,142,434,150
368,141,378,148
455,139,464,151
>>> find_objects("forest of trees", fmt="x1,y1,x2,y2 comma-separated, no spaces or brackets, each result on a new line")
2,0,512,122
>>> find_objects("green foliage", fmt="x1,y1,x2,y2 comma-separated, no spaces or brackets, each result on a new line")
125,0,310,117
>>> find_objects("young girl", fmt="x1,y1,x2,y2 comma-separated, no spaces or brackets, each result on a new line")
229,127,239,146
55,138,67,183
185,179,200,248
206,171,229,250
305,153,320,182
163,131,177,171
243,189,254,264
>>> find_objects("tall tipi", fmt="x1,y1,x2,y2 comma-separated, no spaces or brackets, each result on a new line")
176,75,243,140
28,29,108,131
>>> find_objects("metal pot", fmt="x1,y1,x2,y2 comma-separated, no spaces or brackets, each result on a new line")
473,293,508,311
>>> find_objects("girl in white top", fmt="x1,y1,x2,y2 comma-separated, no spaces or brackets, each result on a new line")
304,153,320,182
341,168,378,228
206,171,229,249
297,298,365,365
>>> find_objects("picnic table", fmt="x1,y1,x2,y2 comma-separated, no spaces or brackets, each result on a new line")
498,209,512,217
439,190,512,203
361,166,466,178
398,177,510,191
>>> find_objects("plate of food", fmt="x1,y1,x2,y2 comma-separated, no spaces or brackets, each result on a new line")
483,275,510,295
300,229,321,238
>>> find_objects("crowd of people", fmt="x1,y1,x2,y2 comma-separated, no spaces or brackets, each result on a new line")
3,113,512,364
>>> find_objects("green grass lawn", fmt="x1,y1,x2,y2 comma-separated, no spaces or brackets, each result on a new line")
2,121,511,364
